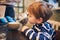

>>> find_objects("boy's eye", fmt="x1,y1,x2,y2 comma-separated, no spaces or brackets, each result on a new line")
27,14,29,16
27,14,28,16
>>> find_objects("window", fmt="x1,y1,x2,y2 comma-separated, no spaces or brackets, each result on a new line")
14,0,24,19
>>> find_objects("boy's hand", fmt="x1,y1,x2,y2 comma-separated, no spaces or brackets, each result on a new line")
21,26,29,32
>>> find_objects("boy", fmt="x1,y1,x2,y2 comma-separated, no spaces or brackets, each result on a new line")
21,1,55,40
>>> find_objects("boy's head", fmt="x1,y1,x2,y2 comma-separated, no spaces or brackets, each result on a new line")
27,1,53,24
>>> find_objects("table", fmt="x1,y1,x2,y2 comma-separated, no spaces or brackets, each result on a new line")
6,30,28,40
6,30,60,40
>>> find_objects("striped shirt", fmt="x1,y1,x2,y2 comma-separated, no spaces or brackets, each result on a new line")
24,22,55,40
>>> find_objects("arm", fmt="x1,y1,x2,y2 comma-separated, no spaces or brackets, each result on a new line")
21,26,51,40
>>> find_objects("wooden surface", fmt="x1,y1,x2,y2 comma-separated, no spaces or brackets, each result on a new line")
6,30,28,40
55,30,60,40
6,30,60,40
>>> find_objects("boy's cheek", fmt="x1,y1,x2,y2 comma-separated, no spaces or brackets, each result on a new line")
28,19,37,24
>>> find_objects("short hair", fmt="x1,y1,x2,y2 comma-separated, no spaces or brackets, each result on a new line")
27,1,53,23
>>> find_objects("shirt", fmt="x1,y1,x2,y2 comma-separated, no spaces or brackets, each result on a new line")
24,22,55,40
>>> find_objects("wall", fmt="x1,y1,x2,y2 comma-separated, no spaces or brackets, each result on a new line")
24,0,35,11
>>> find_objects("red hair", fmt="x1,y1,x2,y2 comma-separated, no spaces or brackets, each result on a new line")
27,1,53,22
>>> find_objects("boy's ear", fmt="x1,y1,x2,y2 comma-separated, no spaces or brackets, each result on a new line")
37,17,43,24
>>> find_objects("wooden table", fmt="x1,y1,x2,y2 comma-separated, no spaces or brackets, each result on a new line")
6,30,28,40
55,30,60,40
6,30,60,40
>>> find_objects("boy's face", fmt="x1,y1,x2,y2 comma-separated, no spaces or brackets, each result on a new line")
27,12,42,24
27,12,37,24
